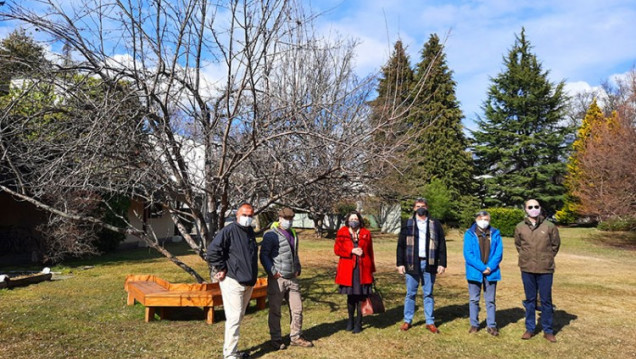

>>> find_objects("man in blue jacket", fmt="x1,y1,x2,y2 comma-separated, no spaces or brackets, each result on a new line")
463,210,503,336
206,203,258,359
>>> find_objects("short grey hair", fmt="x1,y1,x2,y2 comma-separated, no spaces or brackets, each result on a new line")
475,210,490,218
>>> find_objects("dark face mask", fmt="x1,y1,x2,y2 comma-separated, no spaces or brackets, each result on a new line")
415,207,429,217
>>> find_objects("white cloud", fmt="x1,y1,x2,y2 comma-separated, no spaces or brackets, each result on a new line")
311,0,636,127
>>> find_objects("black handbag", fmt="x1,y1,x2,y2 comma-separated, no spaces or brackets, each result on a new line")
361,282,385,316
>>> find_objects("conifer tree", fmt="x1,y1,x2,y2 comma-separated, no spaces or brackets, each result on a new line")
408,34,474,221
369,40,415,200
0,29,48,94
556,100,605,223
472,28,570,214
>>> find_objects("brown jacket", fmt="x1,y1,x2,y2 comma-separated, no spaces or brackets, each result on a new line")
514,216,560,273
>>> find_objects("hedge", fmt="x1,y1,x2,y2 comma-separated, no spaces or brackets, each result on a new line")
484,207,525,237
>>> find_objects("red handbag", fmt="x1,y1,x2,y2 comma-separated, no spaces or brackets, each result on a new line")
361,282,385,316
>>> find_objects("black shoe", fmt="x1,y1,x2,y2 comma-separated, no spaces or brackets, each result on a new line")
346,318,354,331
270,340,286,350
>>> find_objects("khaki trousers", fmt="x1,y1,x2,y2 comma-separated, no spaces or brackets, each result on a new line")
219,276,254,358
267,275,303,341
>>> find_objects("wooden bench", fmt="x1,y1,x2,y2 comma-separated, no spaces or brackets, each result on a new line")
124,275,268,324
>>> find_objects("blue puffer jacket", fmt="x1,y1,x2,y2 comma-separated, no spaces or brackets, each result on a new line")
463,223,503,282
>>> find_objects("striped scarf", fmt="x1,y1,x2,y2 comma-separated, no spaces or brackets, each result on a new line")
405,218,438,271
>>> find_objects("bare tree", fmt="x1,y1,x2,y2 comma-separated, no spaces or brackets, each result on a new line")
0,0,426,281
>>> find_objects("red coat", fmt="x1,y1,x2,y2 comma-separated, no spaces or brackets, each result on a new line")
334,226,376,286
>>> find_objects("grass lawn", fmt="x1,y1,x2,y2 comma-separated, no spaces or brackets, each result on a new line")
1,227,635,359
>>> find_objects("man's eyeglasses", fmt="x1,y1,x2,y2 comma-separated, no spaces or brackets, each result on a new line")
526,205,540,210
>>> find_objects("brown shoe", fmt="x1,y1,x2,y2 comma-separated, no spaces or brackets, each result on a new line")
290,336,314,348
521,331,534,340
468,326,479,334
543,333,557,343
400,322,412,331
270,340,286,350
486,327,499,336
425,324,440,334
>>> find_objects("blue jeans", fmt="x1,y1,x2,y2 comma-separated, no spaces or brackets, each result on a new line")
521,272,554,334
468,279,497,328
404,261,436,325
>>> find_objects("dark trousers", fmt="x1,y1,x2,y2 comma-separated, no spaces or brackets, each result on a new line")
521,271,554,334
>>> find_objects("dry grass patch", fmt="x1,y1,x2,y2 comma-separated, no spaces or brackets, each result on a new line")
1,227,635,358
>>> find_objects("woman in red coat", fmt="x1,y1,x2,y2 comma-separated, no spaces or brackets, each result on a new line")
334,211,376,333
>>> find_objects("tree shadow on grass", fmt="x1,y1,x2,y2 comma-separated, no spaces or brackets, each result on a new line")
243,306,404,358
297,271,342,313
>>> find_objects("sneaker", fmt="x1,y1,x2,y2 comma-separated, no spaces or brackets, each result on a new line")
468,326,479,334
290,336,314,348
486,327,499,336
270,340,286,350
234,351,250,359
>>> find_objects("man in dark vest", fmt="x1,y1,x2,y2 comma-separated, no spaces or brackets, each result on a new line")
260,207,313,350
396,198,447,333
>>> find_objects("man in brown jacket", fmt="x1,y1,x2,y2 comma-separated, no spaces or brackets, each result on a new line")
514,199,560,343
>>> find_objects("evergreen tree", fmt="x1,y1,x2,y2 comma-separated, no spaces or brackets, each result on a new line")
369,40,415,201
556,100,605,223
0,29,48,94
408,34,475,221
472,28,570,214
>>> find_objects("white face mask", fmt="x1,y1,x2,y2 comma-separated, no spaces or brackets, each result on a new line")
476,219,490,230
280,219,292,230
527,208,541,218
238,215,253,227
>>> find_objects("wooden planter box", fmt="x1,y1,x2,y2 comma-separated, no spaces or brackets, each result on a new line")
124,274,268,324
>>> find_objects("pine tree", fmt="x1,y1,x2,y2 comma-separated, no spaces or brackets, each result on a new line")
408,34,475,221
556,100,605,223
369,40,415,201
0,29,48,94
472,28,570,214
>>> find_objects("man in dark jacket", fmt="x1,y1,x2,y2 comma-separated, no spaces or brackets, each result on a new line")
514,199,561,343
396,198,447,334
207,203,258,359
260,207,313,350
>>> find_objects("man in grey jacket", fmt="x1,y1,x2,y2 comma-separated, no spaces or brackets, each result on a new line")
514,199,561,343
260,207,313,350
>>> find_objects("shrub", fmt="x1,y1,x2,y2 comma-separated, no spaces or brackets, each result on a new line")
423,179,455,223
485,207,525,237
95,195,130,253
597,217,636,232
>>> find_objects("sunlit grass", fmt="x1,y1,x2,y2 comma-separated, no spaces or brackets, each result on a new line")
1,227,635,358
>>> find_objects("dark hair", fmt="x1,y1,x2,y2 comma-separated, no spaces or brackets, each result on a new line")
414,197,428,206
345,211,364,228
523,199,540,207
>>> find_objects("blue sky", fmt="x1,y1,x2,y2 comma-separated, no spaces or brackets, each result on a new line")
1,0,634,131
308,0,636,130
